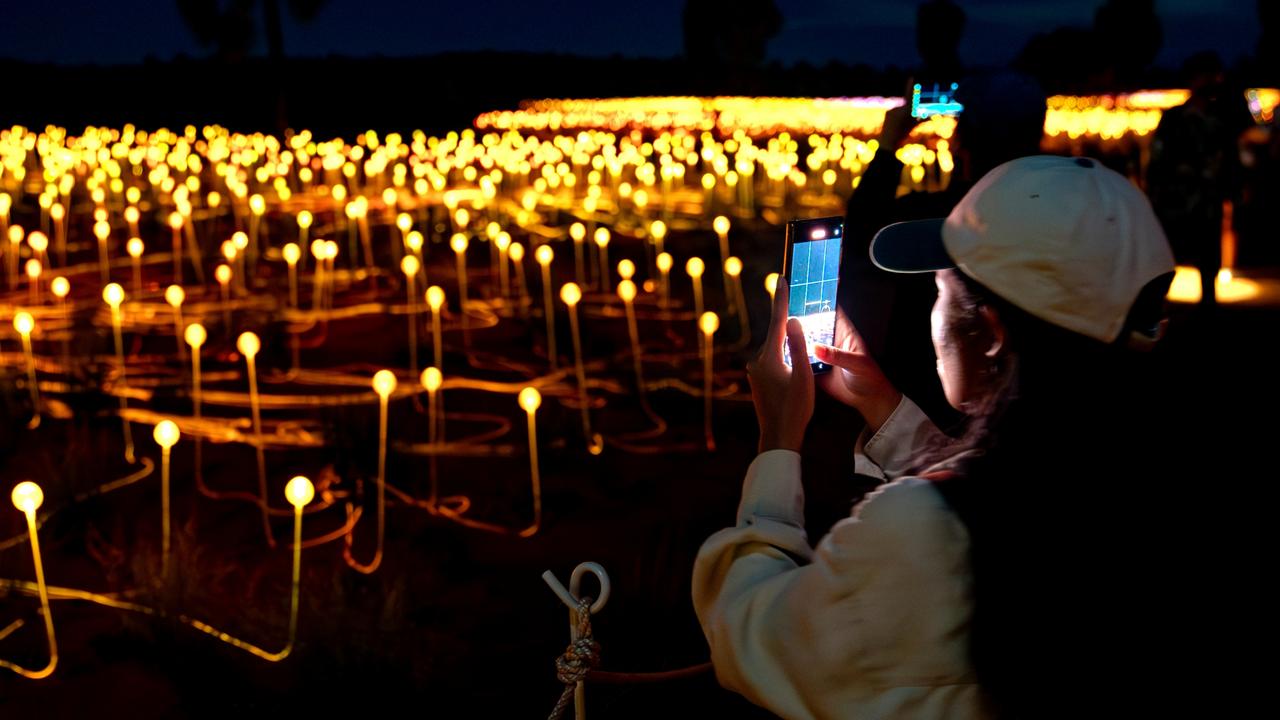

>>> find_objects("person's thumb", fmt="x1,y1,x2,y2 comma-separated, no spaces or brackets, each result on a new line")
814,342,862,371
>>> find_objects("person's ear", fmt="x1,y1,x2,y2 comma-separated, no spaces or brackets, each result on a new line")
979,303,1006,360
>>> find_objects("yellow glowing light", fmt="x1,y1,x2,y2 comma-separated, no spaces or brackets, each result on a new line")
165,284,185,307
699,311,720,335
426,285,445,310
283,243,301,265
535,244,554,266
222,240,238,262
593,227,610,247
28,231,48,253
50,276,69,298
13,311,34,336
185,322,207,348
570,222,586,242
103,282,125,306
250,194,266,215
509,242,525,263
94,221,111,241
167,212,183,230
126,237,144,257
656,252,673,272
560,282,582,306
396,213,412,233
450,233,469,253
285,476,315,508
765,272,779,299
124,206,140,224
232,231,249,251
236,331,260,358
421,367,443,393
215,263,232,285
725,256,742,277
518,386,542,413
617,259,635,279
650,220,667,241
153,420,180,449
401,255,420,276
11,481,44,514
617,279,637,303
686,257,705,278
406,230,424,253
373,369,397,397
713,216,730,236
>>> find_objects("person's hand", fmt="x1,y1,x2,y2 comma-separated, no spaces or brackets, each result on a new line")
747,278,814,453
878,104,920,150
814,310,901,435
878,79,923,150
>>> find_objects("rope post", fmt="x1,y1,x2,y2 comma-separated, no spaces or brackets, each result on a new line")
543,562,610,720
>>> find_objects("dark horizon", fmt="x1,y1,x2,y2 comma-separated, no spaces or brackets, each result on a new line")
0,0,1262,72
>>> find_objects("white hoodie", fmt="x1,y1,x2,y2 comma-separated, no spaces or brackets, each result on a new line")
692,396,991,719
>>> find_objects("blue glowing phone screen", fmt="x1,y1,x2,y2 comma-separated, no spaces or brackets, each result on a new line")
785,226,841,366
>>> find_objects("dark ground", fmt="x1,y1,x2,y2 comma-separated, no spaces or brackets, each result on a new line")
0,210,1274,716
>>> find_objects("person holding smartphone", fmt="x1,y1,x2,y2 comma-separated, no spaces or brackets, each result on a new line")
693,156,1177,719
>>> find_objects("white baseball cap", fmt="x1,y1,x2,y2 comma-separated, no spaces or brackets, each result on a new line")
870,155,1176,344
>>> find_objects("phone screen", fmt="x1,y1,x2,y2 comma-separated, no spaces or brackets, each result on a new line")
912,82,963,118
783,217,843,372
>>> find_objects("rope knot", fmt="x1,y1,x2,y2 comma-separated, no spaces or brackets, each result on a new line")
547,596,600,720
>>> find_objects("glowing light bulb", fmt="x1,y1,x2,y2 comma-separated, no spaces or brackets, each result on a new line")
185,322,207,348
28,231,48,254
236,331,260,358
699,311,720,335
713,215,730,236
165,284,185,307
617,279,637,303
725,256,742,277
126,237,143,257
11,481,44,513
421,366,442,393
13,311,34,336
650,220,667,241
103,282,125,306
593,227,610,247
285,476,315,508
518,386,542,413
50,276,69,298
569,222,585,242
450,233,469,254
560,282,582,306
686,257,705,278
153,419,180,449
232,231,249,251
426,285,445,310
765,272,779,299
401,255,420,277
535,244,554,266
372,369,397,397
657,253,673,272
283,243,301,265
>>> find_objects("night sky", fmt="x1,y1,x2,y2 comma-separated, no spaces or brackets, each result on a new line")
0,0,1261,69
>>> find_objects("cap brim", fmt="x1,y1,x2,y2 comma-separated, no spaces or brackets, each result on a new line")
869,218,955,273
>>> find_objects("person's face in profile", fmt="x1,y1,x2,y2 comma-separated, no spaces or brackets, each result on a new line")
932,269,1004,410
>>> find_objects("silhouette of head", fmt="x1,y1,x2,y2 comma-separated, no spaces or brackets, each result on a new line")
952,72,1047,181
917,0,966,79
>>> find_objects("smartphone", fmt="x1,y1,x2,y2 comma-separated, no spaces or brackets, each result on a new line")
911,82,963,119
781,216,844,373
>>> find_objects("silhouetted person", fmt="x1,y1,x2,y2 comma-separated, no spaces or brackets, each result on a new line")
916,0,965,83
1147,52,1247,310
1260,0,1280,81
683,0,782,92
1093,0,1162,88
841,72,1046,431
